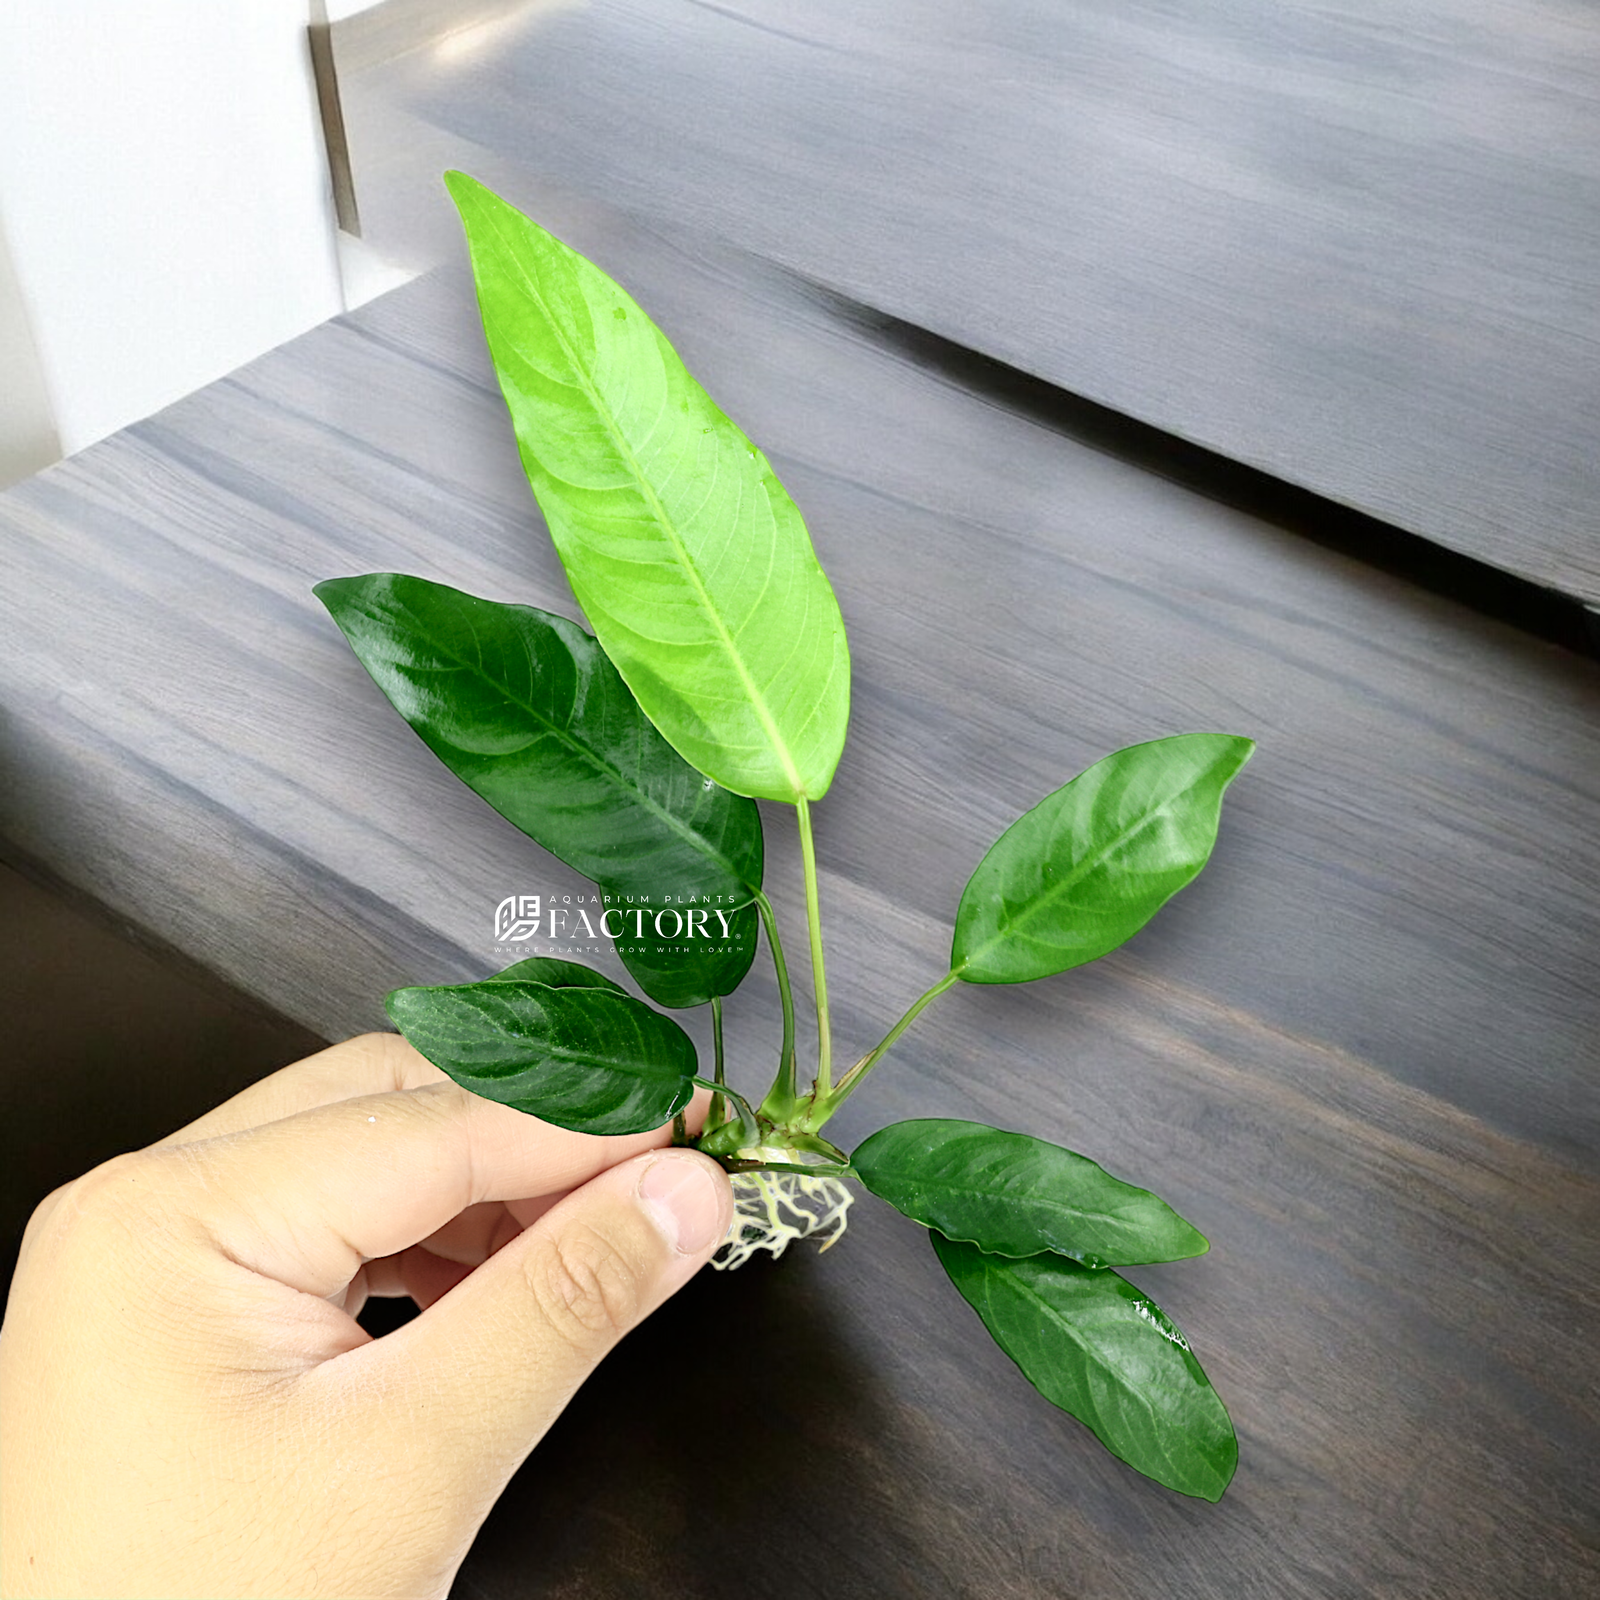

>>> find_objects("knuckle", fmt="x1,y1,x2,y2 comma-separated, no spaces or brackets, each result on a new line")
524,1223,643,1348
20,1150,169,1262
54,1149,158,1218
22,1176,76,1236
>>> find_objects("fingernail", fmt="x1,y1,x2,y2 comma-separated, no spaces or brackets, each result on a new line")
637,1154,725,1256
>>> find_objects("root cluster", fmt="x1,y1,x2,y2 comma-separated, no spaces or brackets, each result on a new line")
711,1170,854,1271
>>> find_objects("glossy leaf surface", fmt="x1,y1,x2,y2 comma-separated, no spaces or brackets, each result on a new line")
445,171,850,802
316,573,761,898
932,1234,1237,1500
952,733,1254,984
317,572,759,1007
386,977,696,1135
853,1119,1207,1267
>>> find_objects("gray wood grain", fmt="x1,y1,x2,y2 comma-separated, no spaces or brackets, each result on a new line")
1,202,1596,1594
333,0,1600,602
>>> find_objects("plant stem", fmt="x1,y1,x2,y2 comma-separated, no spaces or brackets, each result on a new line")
800,968,960,1131
708,995,727,1131
795,797,832,1100
693,1077,759,1147
753,889,797,1105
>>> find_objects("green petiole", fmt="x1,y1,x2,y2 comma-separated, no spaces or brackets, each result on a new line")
800,968,960,1132
753,889,798,1116
694,1076,760,1149
708,995,727,1131
795,797,832,1100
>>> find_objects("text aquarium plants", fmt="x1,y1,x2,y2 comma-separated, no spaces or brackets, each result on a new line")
317,172,1252,1502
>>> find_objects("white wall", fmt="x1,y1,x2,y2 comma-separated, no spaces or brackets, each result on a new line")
0,211,59,485
0,1,347,464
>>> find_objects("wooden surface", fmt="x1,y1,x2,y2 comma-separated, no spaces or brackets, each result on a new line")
1,184,1596,1593
329,0,1600,605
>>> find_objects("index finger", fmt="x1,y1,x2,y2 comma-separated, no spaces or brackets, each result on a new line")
145,1079,712,1298
148,1032,448,1150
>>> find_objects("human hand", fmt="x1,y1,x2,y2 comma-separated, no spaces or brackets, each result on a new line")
0,1032,732,1598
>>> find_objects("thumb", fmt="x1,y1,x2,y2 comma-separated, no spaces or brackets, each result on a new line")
322,1148,732,1488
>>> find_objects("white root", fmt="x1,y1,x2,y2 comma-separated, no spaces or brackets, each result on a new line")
711,1170,854,1271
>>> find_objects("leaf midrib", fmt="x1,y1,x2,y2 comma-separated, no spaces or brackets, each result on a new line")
883,1169,1140,1233
443,987,691,1087
480,199,808,798
467,1038,687,1086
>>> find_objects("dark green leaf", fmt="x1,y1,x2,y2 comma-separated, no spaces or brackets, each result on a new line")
488,951,759,1028
481,956,626,994
445,171,851,803
952,733,1254,984
931,1234,1237,1500
315,572,761,900
852,1119,1207,1266
615,899,759,1009
385,977,696,1136
316,572,761,1007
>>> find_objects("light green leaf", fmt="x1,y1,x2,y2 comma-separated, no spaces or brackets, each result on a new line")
953,733,1254,983
932,1234,1237,1500
852,1119,1207,1266
445,170,850,802
385,976,696,1135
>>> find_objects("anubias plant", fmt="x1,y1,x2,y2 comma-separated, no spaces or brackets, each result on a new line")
317,172,1254,1502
